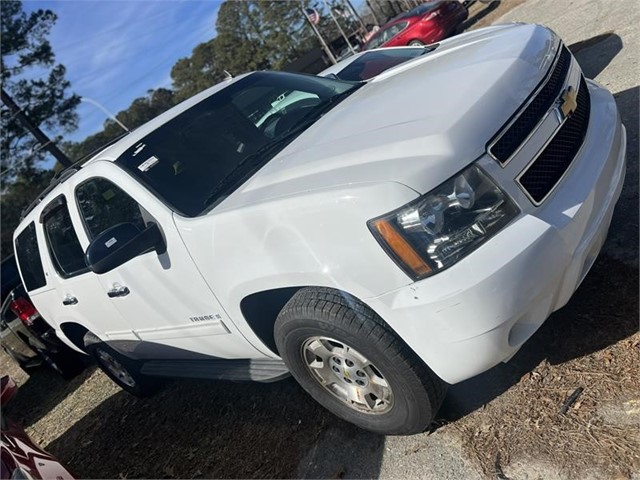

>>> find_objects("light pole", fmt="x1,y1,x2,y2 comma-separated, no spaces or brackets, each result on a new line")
321,0,357,55
80,97,129,133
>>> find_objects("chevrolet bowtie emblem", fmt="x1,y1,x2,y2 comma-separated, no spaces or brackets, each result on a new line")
559,86,578,118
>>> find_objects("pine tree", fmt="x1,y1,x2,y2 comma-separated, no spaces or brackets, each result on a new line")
1,0,80,179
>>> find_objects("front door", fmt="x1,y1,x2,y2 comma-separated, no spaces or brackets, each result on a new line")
35,193,134,346
71,167,260,360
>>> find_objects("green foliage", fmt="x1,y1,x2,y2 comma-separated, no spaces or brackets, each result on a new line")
171,0,317,102
1,0,79,178
171,40,224,102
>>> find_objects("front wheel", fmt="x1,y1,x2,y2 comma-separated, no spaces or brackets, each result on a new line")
274,287,447,435
408,39,424,46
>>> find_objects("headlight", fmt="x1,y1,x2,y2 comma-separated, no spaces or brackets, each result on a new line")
368,164,519,280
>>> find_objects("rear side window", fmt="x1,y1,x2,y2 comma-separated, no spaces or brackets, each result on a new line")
75,177,148,240
14,223,46,291
42,201,88,278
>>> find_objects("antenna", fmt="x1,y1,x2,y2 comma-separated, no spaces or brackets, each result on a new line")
223,70,233,80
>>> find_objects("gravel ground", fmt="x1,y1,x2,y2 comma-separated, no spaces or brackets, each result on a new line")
1,1,638,479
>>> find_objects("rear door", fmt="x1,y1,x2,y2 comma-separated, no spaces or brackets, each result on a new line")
70,162,260,360
15,196,135,350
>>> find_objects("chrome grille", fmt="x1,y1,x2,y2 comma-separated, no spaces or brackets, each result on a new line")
518,76,591,204
489,45,572,164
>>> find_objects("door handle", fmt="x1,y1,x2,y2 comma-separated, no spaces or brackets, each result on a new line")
107,284,130,298
62,295,78,306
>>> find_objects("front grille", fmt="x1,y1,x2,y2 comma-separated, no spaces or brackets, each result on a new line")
489,45,572,164
518,76,591,203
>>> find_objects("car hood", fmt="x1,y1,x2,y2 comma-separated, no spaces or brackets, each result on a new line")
221,24,559,211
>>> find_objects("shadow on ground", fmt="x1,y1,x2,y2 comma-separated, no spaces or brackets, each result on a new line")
604,84,639,267
4,364,93,429
569,32,623,79
461,1,501,30
44,376,384,479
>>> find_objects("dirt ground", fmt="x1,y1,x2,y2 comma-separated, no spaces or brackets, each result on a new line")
1,1,638,479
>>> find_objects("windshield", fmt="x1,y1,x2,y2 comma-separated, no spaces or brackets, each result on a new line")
336,48,428,81
115,72,359,217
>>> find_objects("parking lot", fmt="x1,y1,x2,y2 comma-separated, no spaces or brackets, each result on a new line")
2,0,638,478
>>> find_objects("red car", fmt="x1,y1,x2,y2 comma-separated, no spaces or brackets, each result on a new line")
1,376,75,480
363,1,468,50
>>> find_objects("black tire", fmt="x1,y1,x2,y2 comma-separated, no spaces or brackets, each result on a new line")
408,39,424,46
274,287,447,435
84,333,160,397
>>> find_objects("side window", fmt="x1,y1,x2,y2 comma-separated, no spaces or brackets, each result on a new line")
395,21,409,36
14,222,47,291
75,177,148,240
42,200,88,278
368,29,388,49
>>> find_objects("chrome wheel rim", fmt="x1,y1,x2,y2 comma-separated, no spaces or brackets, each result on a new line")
97,349,136,388
301,336,394,414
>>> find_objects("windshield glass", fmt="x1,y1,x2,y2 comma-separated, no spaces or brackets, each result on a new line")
115,72,359,217
336,48,428,81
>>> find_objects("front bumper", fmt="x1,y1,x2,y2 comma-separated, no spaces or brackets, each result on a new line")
365,80,627,384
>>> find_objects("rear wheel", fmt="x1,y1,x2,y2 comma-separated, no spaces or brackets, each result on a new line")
84,333,159,397
408,39,425,46
274,287,447,435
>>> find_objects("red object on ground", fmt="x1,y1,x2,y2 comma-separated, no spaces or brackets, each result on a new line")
1,376,75,479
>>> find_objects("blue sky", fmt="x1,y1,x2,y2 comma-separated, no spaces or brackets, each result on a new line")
25,0,223,142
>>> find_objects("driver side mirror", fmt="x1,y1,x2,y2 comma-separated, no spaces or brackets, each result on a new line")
86,222,166,274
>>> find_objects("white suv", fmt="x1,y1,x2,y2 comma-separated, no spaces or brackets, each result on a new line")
13,24,626,435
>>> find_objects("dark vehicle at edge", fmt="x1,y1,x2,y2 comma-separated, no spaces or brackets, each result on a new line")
0,285,84,379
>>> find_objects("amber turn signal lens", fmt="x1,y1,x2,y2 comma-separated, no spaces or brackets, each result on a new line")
373,219,432,277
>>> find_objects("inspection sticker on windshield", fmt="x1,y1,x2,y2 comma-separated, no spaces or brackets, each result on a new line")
138,155,159,172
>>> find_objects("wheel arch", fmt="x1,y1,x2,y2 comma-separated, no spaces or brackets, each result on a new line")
239,285,407,358
59,322,91,354
240,286,304,355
